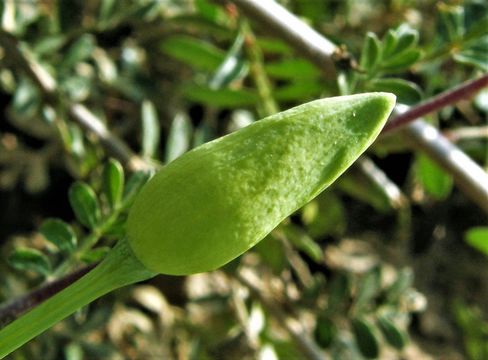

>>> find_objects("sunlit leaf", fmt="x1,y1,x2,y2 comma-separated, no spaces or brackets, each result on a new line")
141,100,160,158
416,154,453,200
69,182,101,229
102,159,124,209
40,219,77,252
352,318,380,359
9,248,51,276
465,227,488,257
160,35,225,72
165,112,193,163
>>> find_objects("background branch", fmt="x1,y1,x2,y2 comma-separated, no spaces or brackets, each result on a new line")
383,75,488,133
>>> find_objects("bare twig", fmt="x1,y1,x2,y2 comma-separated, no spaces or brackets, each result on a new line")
383,75,488,133
0,30,150,172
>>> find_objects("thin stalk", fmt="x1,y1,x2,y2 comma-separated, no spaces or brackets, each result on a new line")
0,239,155,358
241,21,279,117
382,74,488,133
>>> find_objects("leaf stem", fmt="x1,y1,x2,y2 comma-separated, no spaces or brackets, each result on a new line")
0,238,154,358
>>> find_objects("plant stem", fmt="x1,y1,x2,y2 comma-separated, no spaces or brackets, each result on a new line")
241,21,279,117
0,239,155,358
0,265,95,327
382,74,488,133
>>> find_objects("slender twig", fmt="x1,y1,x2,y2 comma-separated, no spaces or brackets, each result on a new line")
0,264,96,327
0,30,150,172
383,75,488,133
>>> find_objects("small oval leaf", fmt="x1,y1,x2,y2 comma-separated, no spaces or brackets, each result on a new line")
69,182,101,229
9,248,51,276
465,227,488,256
40,219,77,252
377,314,408,350
352,318,380,359
360,32,381,72
314,316,337,349
102,159,124,209
367,78,422,105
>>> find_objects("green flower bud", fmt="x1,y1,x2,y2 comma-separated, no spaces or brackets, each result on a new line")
127,93,396,275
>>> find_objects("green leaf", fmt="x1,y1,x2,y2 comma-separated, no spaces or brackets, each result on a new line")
301,192,346,238
256,38,292,55
367,78,422,105
208,34,248,89
327,273,350,313
69,182,101,229
283,224,323,263
102,159,124,209
377,314,408,350
183,84,258,107
265,59,320,79
416,154,453,200
79,247,110,264
386,268,413,303
40,219,77,252
382,30,399,58
64,343,83,360
62,34,96,70
273,81,323,101
381,49,421,72
160,35,225,72
141,100,160,158
255,235,287,274
122,171,151,207
360,32,381,72
98,0,117,25
354,267,381,311
352,318,380,359
314,316,337,349
395,24,419,53
165,112,193,163
9,248,51,276
465,227,488,257
454,36,488,71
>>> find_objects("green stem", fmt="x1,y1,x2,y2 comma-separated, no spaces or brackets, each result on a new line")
0,238,155,358
241,21,279,117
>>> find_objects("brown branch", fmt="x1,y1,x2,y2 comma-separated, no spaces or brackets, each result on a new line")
0,264,96,327
383,74,488,133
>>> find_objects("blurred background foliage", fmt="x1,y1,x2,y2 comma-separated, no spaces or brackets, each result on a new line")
0,0,487,359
